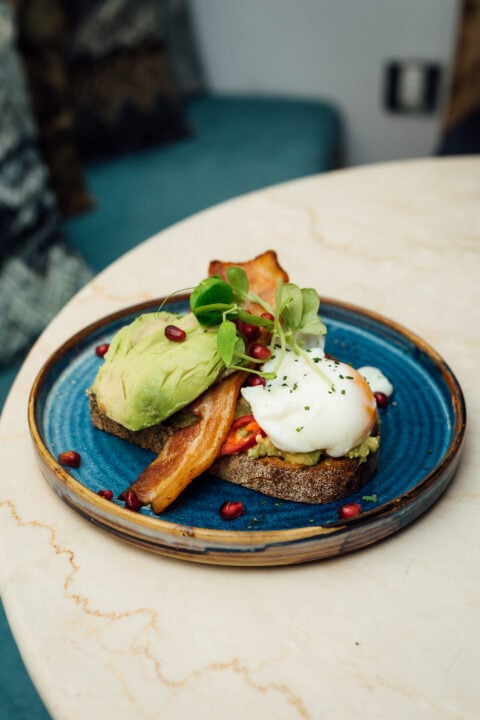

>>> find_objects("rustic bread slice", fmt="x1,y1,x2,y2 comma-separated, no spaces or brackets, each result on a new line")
209,446,378,505
89,391,172,454
91,390,379,505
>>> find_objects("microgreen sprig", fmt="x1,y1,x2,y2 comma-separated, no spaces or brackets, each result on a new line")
270,281,333,387
189,267,331,385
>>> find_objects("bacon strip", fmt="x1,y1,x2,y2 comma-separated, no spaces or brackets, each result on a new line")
209,249,289,313
126,372,247,514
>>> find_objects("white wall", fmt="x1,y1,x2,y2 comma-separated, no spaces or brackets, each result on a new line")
189,0,460,166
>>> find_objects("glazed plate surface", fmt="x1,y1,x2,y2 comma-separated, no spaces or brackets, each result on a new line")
28,297,466,566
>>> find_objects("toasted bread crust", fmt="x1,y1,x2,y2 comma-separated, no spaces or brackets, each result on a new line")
89,392,172,454
210,448,378,504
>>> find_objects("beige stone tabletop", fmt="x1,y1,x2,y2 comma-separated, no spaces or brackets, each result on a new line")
1,157,479,719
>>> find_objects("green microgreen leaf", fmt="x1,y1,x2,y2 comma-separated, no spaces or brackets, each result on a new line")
298,291,327,337
190,277,234,325
191,302,236,326
300,289,322,328
235,309,273,327
189,268,330,386
217,320,242,366
226,266,249,300
279,282,304,329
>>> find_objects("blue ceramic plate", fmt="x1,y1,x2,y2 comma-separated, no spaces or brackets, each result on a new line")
28,297,466,566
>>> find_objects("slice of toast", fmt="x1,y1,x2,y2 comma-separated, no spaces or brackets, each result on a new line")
90,390,379,505
209,442,378,504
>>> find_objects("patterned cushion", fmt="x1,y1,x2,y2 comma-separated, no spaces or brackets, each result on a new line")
15,0,200,209
0,3,92,368
67,0,192,161
15,0,94,217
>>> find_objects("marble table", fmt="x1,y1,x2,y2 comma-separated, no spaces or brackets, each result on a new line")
1,157,478,719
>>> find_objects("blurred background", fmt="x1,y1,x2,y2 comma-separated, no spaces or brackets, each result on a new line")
0,1,479,717
191,0,458,164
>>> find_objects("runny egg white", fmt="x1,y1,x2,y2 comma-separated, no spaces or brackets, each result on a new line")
241,347,377,458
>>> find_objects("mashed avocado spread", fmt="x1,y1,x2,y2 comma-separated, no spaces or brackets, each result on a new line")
247,434,379,465
91,311,224,431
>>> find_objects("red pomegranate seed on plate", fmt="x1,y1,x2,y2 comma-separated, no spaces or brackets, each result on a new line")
219,501,245,520
123,490,142,512
338,502,362,519
374,391,389,408
95,343,110,357
58,450,81,468
97,489,114,501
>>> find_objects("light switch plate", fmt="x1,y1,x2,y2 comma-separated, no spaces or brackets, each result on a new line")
384,60,442,114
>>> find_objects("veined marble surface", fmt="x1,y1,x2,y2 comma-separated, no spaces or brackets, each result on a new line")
1,157,479,719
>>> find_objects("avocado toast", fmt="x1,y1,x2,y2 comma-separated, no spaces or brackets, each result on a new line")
89,251,380,513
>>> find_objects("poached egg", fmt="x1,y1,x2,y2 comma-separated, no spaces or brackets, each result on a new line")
241,347,377,458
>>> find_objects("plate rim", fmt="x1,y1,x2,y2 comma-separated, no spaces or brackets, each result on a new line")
28,295,467,564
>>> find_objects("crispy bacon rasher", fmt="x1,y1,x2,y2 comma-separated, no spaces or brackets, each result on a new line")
209,249,289,313
126,371,246,513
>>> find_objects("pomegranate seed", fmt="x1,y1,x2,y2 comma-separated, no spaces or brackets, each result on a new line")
247,375,266,387
165,324,186,342
261,312,275,322
250,343,271,360
374,391,389,408
219,500,245,520
58,450,81,468
339,502,362,519
123,489,142,512
234,319,260,342
97,489,113,501
95,343,110,357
